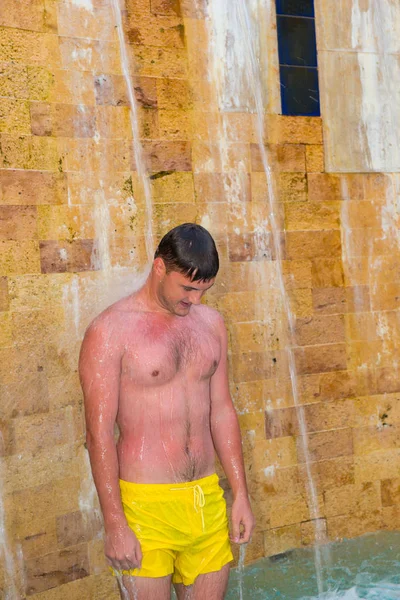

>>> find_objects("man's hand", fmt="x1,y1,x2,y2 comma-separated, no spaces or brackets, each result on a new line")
230,494,255,544
104,523,143,572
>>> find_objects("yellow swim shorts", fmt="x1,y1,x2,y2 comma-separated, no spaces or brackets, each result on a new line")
118,473,233,585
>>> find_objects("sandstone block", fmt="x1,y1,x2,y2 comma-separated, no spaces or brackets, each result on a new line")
346,285,370,312
0,98,30,134
312,287,347,314
253,437,298,472
142,140,191,172
381,478,400,507
371,282,400,311
20,517,58,561
353,424,400,456
0,134,59,171
237,411,266,441
301,518,327,546
382,506,400,531
0,62,28,99
222,113,254,143
0,170,67,205
354,449,400,482
278,173,307,203
25,576,94,600
230,321,282,354
0,206,37,241
132,45,187,78
376,367,400,394
0,28,59,66
151,0,181,15
27,65,55,102
318,369,374,403
0,312,12,347
0,276,8,310
264,524,301,557
38,206,95,241
294,343,347,375
126,13,184,48
285,230,342,259
57,2,114,41
304,399,355,433
288,288,313,318
304,456,354,492
195,172,251,203
297,428,353,464
0,372,49,419
295,314,345,346
306,145,324,172
181,0,208,18
96,105,133,139
0,240,40,275
12,407,82,456
156,77,193,110
31,103,96,138
268,494,311,529
308,173,342,202
158,108,193,140
40,239,97,274
327,510,382,541
95,74,129,107
57,510,102,549
284,202,340,231
266,115,323,145
25,544,89,596
265,406,299,439
150,171,194,204
312,258,344,287
232,350,279,383
0,0,57,33
60,38,121,74
8,477,82,536
282,259,312,289
266,144,306,172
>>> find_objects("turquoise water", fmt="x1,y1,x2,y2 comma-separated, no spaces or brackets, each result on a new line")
226,532,400,599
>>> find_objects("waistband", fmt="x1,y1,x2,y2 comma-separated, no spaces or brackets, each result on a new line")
119,472,219,497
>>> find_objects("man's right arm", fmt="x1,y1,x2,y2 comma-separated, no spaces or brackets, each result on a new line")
79,316,142,572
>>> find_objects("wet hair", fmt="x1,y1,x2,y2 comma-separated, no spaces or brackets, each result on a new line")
154,223,219,282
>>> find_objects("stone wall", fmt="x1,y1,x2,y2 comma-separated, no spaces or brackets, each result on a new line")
0,0,399,598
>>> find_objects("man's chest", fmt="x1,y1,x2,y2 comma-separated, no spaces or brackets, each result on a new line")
121,322,221,386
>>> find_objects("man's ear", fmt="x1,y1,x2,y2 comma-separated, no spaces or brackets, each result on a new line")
153,257,166,278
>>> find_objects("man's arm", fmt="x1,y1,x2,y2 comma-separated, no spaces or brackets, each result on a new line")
79,315,142,571
210,313,255,544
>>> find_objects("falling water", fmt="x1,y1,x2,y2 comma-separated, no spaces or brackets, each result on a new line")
207,0,327,593
0,435,20,600
111,0,154,261
238,544,247,600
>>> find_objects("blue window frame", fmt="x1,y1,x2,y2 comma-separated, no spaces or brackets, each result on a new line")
276,0,320,116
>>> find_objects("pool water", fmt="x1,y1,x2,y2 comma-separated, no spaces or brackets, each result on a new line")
226,531,400,599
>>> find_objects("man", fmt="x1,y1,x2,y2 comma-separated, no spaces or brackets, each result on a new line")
79,223,254,600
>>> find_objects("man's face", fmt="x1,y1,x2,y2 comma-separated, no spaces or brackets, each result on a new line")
157,269,215,316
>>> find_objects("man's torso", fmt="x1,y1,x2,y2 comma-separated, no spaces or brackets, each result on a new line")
108,297,222,484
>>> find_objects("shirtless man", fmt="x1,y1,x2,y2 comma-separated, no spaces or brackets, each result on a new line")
79,223,254,600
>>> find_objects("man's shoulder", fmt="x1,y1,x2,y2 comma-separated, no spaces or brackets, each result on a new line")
195,303,225,325
85,295,139,335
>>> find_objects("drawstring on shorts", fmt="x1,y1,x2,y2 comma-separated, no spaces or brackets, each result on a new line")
171,483,206,532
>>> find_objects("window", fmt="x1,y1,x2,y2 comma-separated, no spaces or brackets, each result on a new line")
276,0,320,116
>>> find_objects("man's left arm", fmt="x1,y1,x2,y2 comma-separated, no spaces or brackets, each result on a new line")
210,313,255,544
